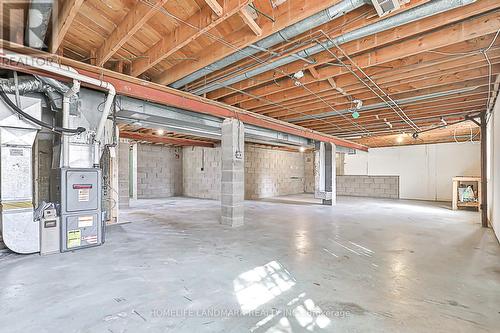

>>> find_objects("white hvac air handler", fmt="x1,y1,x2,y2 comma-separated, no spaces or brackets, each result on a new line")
0,94,41,254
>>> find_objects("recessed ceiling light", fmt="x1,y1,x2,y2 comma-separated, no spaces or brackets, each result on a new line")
157,129,165,135
299,146,305,153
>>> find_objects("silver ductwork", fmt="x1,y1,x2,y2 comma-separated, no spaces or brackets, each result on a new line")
0,76,80,112
171,0,369,89
25,0,54,49
189,0,476,96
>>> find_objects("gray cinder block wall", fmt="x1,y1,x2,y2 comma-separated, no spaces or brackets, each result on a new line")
183,146,222,200
336,175,399,199
245,145,305,199
118,140,130,207
136,144,183,199
182,144,308,200
304,152,315,193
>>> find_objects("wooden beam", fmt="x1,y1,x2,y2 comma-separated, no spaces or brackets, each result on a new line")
309,67,322,80
271,77,493,120
120,131,215,147
0,40,368,152
245,52,500,113
225,37,500,107
96,0,169,66
153,0,346,85
208,1,500,100
203,0,223,16
238,7,262,36
131,0,251,77
51,0,84,53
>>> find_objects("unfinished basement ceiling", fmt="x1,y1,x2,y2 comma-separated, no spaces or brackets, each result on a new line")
9,0,499,147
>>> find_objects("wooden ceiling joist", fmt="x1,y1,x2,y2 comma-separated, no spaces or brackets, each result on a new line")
120,131,215,147
203,0,224,16
245,56,500,114
51,0,84,53
153,0,346,85
208,2,500,100
131,0,252,77
223,36,500,107
95,0,170,66
239,7,262,36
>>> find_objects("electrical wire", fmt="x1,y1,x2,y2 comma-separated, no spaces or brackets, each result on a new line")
315,32,420,132
0,87,86,135
137,0,373,137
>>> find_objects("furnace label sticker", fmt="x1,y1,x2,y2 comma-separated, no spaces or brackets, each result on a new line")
78,188,90,202
9,148,24,156
78,216,94,228
67,230,81,248
83,235,98,244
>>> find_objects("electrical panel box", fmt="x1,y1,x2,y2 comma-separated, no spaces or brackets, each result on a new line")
51,168,103,252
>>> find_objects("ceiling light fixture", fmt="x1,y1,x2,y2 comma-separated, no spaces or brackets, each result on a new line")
299,146,306,153
157,129,165,135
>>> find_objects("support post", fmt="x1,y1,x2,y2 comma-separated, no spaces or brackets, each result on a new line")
130,142,138,200
480,111,488,227
221,118,245,227
314,142,336,205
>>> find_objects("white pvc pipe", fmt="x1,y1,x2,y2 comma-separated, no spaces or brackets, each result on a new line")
0,50,116,166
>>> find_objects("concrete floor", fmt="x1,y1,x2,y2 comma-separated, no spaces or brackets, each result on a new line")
1,195,499,333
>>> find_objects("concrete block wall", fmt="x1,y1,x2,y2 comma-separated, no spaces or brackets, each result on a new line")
182,146,221,200
245,145,305,199
336,175,399,199
304,152,315,193
136,144,182,199
118,140,130,207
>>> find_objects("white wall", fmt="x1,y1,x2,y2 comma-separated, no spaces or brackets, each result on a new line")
487,96,500,242
344,142,480,201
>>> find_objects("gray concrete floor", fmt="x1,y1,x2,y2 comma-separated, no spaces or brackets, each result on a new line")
1,195,499,333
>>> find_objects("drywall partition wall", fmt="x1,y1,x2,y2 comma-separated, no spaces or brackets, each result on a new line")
183,146,222,200
245,145,306,199
136,144,183,199
344,142,480,201
487,96,500,242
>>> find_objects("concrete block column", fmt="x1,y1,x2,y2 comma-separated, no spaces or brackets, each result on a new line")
314,142,336,205
221,118,245,227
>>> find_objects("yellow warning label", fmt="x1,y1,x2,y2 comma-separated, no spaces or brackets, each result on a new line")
67,230,81,248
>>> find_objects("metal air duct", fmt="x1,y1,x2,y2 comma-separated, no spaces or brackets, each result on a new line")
170,0,369,89
190,0,476,96
25,0,54,49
